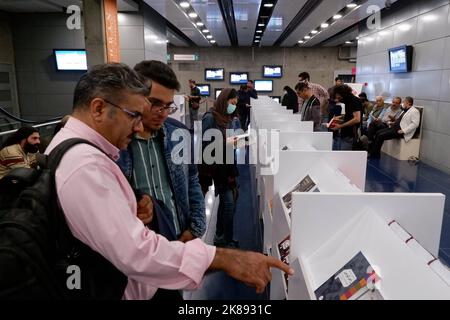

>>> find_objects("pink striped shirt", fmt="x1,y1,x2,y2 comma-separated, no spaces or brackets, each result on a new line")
45,117,216,300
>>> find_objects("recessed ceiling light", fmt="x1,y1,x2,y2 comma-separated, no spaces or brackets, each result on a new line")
256,30,263,33
166,40,169,43
202,29,209,33
210,40,216,44
304,35,311,39
356,36,360,40
255,35,261,38
263,3,274,7
180,1,190,8
311,30,318,34
345,41,352,44
196,22,204,26
206,35,213,39
258,23,265,27
255,40,260,42
298,40,304,44
333,14,342,19
188,12,197,18
321,23,329,28
347,3,357,8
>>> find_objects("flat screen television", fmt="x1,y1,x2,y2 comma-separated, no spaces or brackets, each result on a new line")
229,72,249,84
388,45,413,73
215,88,223,99
197,84,211,96
263,65,282,78
254,80,273,92
54,49,88,71
205,68,224,81
270,96,281,103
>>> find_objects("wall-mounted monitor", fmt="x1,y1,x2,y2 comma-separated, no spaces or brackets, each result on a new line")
229,72,249,85
215,88,223,99
205,68,225,81
197,84,211,96
254,80,273,92
263,65,282,78
270,96,281,103
388,45,413,73
54,49,88,71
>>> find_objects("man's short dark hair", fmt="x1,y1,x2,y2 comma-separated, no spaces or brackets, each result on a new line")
393,96,402,103
247,80,254,84
335,77,343,82
298,72,310,80
333,84,353,98
134,60,180,91
189,79,196,85
73,63,149,110
404,96,414,105
295,82,309,92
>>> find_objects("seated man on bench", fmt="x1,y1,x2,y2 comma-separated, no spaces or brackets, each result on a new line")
368,97,420,159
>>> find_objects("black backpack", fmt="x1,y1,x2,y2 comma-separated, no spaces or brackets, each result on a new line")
0,138,127,299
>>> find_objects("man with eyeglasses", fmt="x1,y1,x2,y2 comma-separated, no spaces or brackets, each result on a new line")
44,63,293,300
118,62,207,286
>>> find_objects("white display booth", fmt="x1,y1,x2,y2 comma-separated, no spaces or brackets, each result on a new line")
285,193,450,300
263,150,367,301
260,121,313,132
254,114,302,128
170,94,186,124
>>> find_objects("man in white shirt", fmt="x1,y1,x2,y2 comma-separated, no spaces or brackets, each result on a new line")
369,96,420,159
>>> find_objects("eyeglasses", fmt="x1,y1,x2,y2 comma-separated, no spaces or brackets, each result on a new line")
104,99,143,125
147,97,178,115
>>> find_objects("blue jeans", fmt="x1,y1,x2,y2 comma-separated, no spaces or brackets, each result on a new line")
333,136,354,151
214,186,236,245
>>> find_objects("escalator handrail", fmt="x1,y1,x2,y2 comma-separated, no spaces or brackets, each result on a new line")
0,106,64,124
0,120,62,137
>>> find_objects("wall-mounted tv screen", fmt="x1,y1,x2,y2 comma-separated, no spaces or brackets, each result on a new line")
263,65,282,78
254,80,273,92
54,49,88,71
215,88,222,99
229,72,249,84
388,45,413,73
205,68,224,81
270,96,281,103
197,84,211,96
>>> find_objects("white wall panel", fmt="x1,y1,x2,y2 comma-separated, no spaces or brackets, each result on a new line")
440,69,450,102
392,17,418,47
412,70,443,100
416,99,439,131
416,6,449,43
437,102,450,135
413,38,446,71
420,129,436,162
389,73,414,98
444,37,450,69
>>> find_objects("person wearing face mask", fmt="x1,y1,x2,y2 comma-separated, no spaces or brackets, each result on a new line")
0,125,40,179
199,88,240,248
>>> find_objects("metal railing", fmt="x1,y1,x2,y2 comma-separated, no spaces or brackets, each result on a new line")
0,106,65,151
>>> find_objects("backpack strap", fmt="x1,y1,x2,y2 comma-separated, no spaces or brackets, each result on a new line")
44,138,110,174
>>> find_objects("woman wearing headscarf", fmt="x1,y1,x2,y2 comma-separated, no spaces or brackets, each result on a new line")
198,88,239,248
281,86,299,113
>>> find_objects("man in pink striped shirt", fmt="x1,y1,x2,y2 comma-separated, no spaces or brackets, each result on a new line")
46,63,292,300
